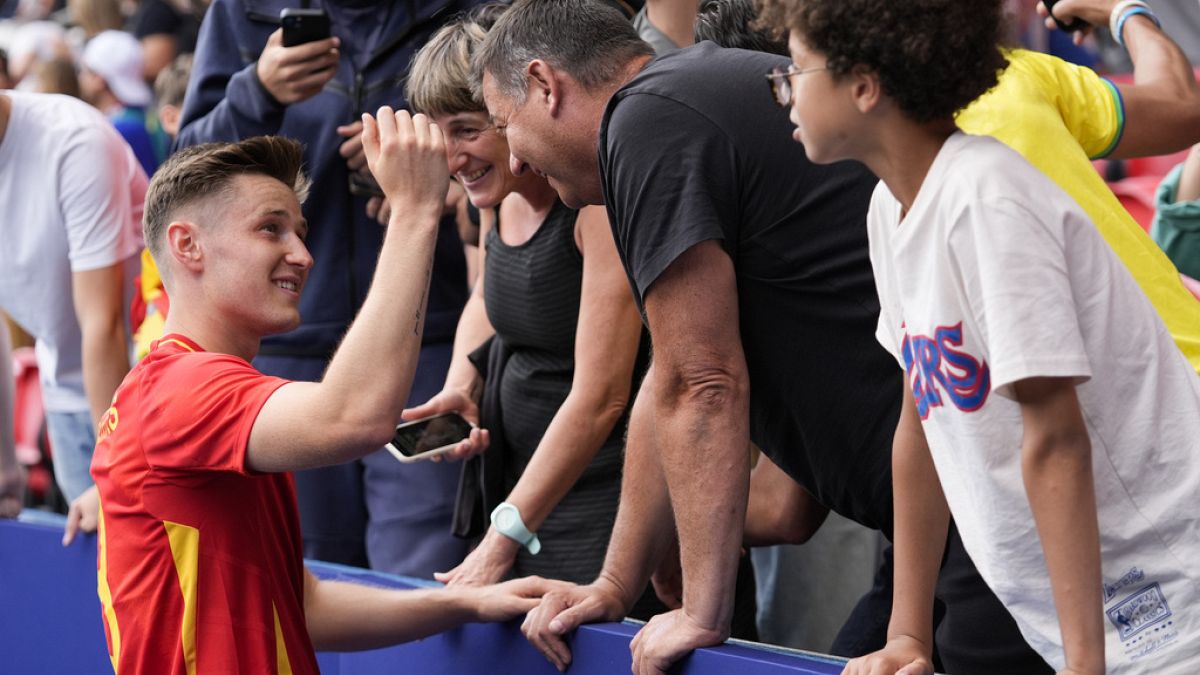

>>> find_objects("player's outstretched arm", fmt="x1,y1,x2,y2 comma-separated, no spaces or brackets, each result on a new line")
303,568,570,651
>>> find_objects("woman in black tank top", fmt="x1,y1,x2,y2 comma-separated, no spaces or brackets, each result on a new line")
403,9,645,587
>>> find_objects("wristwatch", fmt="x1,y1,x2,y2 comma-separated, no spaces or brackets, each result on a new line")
490,502,541,555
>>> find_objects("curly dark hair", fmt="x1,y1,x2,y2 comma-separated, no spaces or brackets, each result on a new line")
754,0,1009,123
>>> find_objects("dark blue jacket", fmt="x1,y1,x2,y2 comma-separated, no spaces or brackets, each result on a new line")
178,0,478,357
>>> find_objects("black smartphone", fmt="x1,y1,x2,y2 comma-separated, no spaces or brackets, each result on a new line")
1042,0,1087,32
281,8,331,47
385,412,475,463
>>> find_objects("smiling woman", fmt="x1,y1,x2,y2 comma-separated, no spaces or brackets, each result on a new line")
401,5,656,603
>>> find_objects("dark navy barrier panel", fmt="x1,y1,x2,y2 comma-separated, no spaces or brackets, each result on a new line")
1,513,846,674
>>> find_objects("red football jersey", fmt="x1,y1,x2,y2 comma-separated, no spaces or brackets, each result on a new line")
91,334,317,674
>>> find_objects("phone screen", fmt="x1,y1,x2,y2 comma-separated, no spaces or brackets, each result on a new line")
390,414,473,457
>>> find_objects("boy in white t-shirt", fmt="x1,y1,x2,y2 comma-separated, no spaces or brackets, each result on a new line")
756,0,1200,673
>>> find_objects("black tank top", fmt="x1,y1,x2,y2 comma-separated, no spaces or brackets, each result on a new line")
482,199,625,582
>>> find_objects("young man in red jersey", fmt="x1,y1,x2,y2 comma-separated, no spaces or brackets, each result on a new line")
90,110,565,674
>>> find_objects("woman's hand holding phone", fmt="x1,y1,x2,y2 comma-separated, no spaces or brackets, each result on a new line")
394,388,487,463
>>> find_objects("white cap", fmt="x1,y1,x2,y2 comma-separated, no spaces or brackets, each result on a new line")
82,31,152,108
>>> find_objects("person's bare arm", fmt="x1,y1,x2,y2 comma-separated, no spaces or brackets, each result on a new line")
630,241,749,675
743,452,829,547
645,0,700,48
72,263,131,428
521,365,676,672
438,205,643,586
403,209,496,425
1175,144,1200,203
248,109,471,473
1045,0,1200,158
842,376,946,675
303,568,566,651
1016,377,1104,675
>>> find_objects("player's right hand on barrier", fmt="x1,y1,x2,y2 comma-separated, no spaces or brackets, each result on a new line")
361,107,451,223
472,576,573,623
521,578,628,672
255,29,340,105
840,635,934,675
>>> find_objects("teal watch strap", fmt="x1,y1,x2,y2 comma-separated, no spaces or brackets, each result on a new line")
490,502,541,555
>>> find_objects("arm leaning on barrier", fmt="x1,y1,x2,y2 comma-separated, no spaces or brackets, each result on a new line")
522,364,678,672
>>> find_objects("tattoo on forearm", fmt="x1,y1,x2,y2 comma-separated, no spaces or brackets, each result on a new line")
413,259,433,336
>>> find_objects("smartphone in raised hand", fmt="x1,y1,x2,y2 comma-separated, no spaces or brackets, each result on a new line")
281,8,331,47
1042,0,1087,32
385,412,475,463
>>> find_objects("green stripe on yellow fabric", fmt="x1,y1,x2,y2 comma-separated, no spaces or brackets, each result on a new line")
1094,78,1127,159
273,603,294,675
163,520,200,675
96,500,122,673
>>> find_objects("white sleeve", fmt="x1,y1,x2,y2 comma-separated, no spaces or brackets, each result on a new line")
867,182,904,367
945,197,1092,399
58,125,147,272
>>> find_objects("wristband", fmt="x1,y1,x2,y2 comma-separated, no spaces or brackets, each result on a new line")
491,502,541,555
1110,1,1161,49
1109,0,1149,39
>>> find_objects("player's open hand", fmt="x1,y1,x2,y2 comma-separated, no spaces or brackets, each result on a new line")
361,107,450,223
521,578,628,671
841,635,934,675
471,575,573,623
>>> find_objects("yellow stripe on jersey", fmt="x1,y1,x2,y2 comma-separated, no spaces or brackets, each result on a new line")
273,603,294,675
96,499,123,673
157,338,196,354
164,521,200,675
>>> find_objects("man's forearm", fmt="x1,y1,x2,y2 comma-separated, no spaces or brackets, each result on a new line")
654,365,749,634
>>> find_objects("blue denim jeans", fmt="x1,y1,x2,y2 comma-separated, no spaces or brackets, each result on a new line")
44,410,96,502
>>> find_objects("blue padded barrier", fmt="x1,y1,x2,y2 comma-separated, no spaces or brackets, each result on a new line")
1,513,846,674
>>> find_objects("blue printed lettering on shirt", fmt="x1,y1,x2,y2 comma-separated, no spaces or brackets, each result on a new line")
901,322,991,419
